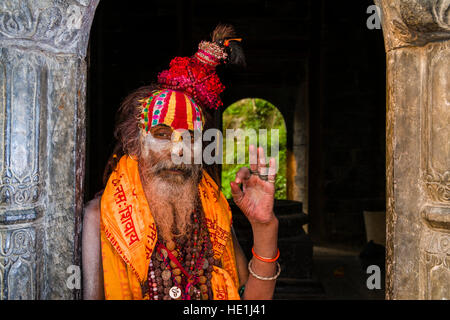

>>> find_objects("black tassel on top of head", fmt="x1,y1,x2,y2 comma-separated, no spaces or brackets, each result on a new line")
212,24,246,68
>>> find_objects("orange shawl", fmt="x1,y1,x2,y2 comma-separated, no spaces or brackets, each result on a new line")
100,155,240,300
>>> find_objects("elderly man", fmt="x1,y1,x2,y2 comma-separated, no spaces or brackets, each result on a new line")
82,25,280,300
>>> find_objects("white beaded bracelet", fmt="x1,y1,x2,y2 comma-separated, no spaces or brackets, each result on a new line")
248,259,281,281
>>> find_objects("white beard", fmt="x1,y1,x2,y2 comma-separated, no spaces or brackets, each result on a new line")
138,134,202,242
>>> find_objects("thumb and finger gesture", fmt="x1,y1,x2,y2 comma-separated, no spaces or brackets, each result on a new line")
230,144,277,225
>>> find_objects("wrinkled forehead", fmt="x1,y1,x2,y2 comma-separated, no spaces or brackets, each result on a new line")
139,89,204,133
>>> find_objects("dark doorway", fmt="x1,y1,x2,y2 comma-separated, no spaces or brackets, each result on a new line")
86,0,386,299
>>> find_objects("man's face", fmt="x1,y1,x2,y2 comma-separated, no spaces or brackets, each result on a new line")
138,124,202,241
139,124,201,183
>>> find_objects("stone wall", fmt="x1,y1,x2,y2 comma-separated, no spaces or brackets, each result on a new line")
375,0,450,300
0,0,98,300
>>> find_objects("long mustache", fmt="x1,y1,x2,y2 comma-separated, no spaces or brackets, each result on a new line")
141,157,202,181
153,160,193,174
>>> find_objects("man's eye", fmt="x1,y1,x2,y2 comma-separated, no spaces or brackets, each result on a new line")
156,132,170,138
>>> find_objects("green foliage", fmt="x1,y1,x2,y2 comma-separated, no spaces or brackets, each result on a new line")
221,98,287,199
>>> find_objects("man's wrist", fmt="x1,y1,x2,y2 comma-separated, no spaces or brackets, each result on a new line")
250,214,279,232
251,215,279,259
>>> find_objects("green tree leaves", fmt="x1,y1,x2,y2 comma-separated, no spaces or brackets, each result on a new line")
222,98,287,199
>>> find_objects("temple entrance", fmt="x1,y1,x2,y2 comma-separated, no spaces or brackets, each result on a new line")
87,0,450,300
0,0,448,300
86,0,387,299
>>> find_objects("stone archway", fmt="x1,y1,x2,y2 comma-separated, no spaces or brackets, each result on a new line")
375,0,450,299
0,0,99,299
0,0,448,301
221,98,288,200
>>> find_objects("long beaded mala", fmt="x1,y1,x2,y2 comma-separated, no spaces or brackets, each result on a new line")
145,206,219,300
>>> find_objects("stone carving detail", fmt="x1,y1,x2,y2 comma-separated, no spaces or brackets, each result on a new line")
417,41,449,299
0,60,5,201
0,228,37,299
390,18,420,44
0,0,97,56
376,0,450,50
378,0,450,300
425,170,450,203
399,0,450,32
421,42,450,204
432,0,450,30
419,230,450,299
0,0,98,299
0,51,44,214
421,231,450,254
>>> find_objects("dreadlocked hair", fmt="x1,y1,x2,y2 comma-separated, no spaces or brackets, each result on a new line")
102,84,159,185
212,24,246,68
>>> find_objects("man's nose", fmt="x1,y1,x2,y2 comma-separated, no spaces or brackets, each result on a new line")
172,130,183,142
171,141,184,157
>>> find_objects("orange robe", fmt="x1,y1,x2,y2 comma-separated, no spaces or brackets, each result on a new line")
100,155,240,300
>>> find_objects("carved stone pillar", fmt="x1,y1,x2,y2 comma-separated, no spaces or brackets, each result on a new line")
375,0,450,299
0,0,98,299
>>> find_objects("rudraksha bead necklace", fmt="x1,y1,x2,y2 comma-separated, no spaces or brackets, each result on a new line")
146,208,217,300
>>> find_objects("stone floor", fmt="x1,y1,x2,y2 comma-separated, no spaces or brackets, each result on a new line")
274,244,385,300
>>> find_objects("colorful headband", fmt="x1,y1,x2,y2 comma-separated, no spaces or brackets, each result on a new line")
140,89,204,132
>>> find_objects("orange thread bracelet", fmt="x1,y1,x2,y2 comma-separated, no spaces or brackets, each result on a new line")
252,247,280,263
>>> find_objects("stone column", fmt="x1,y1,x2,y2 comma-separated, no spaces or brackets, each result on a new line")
0,0,98,299
375,0,450,299
292,81,309,212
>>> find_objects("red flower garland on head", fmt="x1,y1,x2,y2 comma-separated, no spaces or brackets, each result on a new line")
157,45,226,110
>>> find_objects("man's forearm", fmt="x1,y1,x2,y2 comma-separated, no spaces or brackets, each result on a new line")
242,217,279,300
82,199,105,300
